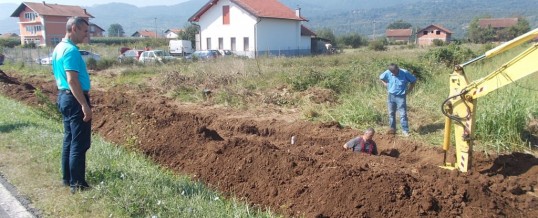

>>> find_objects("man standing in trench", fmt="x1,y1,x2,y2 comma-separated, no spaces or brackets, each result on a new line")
379,63,416,137
52,17,92,193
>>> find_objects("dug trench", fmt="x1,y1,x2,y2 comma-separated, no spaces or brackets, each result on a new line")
1,70,537,217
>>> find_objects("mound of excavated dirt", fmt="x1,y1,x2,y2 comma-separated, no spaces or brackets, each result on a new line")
1,71,537,217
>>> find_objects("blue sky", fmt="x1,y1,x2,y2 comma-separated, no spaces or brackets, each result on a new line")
0,0,190,7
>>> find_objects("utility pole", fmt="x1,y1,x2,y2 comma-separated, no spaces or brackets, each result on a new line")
373,20,376,40
154,17,157,38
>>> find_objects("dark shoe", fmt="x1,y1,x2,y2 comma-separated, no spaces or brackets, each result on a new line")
70,185,91,194
62,180,69,187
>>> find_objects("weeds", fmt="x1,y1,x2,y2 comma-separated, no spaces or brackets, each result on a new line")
34,88,61,120
0,95,277,218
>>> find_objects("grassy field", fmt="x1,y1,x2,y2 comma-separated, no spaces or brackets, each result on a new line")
1,41,536,217
2,42,536,153
0,95,277,217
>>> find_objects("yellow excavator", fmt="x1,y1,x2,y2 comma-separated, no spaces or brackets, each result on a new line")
441,28,538,172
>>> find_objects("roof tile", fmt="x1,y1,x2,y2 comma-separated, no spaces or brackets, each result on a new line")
11,2,93,18
479,18,518,28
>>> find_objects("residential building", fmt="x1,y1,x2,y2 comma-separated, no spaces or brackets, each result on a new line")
164,29,183,38
416,24,452,46
10,1,93,46
386,29,413,44
89,23,105,37
188,0,315,58
132,30,158,38
479,18,518,29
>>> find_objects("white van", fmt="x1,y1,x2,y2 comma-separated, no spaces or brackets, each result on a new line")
169,40,194,56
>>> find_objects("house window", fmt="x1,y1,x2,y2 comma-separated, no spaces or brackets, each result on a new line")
436,30,441,35
24,12,37,21
423,31,428,35
206,37,211,49
25,25,41,34
223,5,230,25
243,37,249,51
231,37,236,51
218,37,223,49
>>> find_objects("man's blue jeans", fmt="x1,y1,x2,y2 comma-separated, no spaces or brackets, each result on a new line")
387,93,409,132
57,91,91,187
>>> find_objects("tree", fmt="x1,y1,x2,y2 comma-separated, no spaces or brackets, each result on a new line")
467,16,530,43
315,27,336,45
466,16,495,43
178,24,199,46
504,17,530,40
107,23,125,37
336,33,366,48
387,20,412,29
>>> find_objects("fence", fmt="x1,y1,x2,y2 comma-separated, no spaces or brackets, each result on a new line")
1,47,54,67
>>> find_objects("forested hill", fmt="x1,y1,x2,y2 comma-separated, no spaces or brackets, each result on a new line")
1,0,536,39
283,0,538,38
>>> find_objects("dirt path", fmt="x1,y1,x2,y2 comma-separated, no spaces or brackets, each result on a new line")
1,70,537,217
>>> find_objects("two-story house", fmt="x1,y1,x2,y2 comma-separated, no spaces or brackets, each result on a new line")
416,24,453,46
188,0,315,58
10,1,93,46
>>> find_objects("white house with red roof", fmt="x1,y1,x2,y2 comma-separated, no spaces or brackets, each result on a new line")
189,0,316,58
10,1,93,46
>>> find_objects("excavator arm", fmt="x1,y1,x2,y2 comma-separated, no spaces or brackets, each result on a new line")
441,28,538,172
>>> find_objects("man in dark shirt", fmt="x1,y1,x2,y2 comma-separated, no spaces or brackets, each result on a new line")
343,128,378,155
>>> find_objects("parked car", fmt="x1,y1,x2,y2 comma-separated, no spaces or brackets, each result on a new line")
118,49,143,63
218,50,233,56
38,50,100,65
138,50,176,63
185,50,219,61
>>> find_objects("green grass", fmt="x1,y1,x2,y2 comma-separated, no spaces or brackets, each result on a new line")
3,42,536,153
0,95,277,218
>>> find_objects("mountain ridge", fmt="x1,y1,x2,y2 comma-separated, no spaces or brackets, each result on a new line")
1,0,537,39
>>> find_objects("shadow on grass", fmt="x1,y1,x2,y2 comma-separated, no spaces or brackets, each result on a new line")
87,167,216,199
0,123,33,133
417,123,445,135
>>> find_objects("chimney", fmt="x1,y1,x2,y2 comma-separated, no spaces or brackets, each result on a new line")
84,9,87,15
295,7,301,18
42,1,46,6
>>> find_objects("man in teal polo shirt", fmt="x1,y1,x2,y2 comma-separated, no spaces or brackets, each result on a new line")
379,63,416,137
52,17,92,194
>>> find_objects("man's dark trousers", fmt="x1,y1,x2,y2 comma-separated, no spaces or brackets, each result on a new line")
57,91,91,188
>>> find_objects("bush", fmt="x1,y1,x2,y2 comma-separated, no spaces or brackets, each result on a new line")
422,44,475,67
87,58,97,70
396,61,429,80
368,39,386,51
432,39,445,46
0,38,21,48
96,58,116,70
288,69,351,94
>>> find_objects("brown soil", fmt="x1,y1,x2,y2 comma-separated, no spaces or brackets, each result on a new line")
1,70,537,217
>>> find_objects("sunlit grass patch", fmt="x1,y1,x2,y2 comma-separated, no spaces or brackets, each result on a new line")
0,95,277,218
